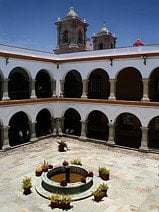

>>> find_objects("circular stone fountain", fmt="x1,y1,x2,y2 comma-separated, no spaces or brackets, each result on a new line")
36,165,94,201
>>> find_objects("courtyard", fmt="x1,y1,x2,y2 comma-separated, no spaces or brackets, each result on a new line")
0,137,158,212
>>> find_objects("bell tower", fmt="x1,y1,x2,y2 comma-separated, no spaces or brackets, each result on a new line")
92,24,117,50
54,6,89,54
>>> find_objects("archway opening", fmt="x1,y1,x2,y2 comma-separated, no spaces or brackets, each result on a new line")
9,112,30,146
0,123,2,150
88,69,110,99
64,70,82,98
36,109,53,137
148,117,159,149
35,70,52,98
0,73,3,100
99,43,103,50
115,113,142,148
87,110,109,140
116,67,143,101
63,108,81,136
149,68,159,102
8,67,30,100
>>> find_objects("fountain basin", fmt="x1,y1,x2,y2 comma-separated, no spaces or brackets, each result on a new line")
41,165,93,195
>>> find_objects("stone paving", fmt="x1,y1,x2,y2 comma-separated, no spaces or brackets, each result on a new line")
0,137,158,212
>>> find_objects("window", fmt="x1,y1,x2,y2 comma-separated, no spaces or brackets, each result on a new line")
63,30,68,43
78,30,83,44
99,43,103,50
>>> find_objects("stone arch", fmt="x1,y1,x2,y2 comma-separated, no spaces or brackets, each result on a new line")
149,67,159,102
148,116,159,149
35,108,53,137
87,110,109,141
8,67,30,100
115,113,142,148
116,67,143,101
63,108,81,136
8,111,30,146
88,69,110,99
35,69,52,98
64,70,82,98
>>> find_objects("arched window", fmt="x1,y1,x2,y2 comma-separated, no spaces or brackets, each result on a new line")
99,43,103,50
63,30,68,43
78,30,83,44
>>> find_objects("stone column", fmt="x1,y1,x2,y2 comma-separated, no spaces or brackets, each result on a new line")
141,79,150,102
2,79,10,101
1,125,10,150
29,121,37,141
107,123,115,145
80,120,87,139
53,118,62,136
140,127,148,150
31,79,36,99
108,79,116,100
81,80,88,98
52,80,56,98
60,80,64,97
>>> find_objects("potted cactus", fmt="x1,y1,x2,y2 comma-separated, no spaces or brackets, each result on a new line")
98,183,109,197
41,160,49,172
35,167,43,176
22,177,32,195
59,194,72,209
92,188,105,202
49,194,60,208
49,194,72,209
57,140,68,152
70,158,82,166
99,167,110,180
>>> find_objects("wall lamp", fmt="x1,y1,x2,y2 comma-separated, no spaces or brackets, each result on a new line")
56,62,60,69
5,56,9,65
110,58,113,66
143,55,147,65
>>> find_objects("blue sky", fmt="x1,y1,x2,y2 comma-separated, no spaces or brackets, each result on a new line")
0,0,159,52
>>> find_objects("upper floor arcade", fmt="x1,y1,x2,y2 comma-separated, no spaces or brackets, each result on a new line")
0,44,159,103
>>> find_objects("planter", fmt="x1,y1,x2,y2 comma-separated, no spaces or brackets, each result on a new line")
94,195,103,202
58,145,65,152
50,202,71,209
42,167,48,172
50,202,59,208
35,170,43,176
88,171,93,177
59,203,71,209
23,188,31,195
100,173,109,181
60,180,67,186
48,164,53,169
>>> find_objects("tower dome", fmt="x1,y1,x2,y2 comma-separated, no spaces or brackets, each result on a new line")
98,24,109,35
133,39,144,47
65,6,79,19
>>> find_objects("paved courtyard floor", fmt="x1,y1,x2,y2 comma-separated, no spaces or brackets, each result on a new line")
0,137,159,212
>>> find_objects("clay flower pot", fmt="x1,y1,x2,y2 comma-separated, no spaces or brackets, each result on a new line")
23,188,31,195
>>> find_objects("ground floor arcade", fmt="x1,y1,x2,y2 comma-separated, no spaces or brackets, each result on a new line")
0,104,159,152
